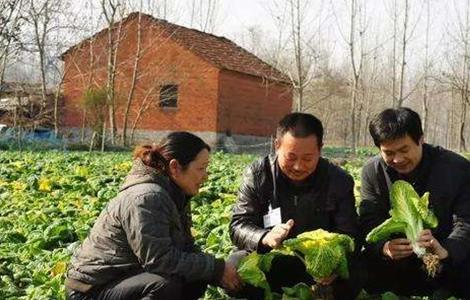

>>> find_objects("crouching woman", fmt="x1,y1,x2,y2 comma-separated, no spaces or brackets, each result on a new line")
65,132,242,300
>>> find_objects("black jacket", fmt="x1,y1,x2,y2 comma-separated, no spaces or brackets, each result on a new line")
359,144,470,267
229,155,358,252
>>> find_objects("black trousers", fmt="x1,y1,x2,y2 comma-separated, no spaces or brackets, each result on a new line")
227,250,365,300
66,272,207,300
364,252,470,299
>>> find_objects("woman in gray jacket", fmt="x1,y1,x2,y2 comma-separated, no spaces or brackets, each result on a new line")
65,132,242,300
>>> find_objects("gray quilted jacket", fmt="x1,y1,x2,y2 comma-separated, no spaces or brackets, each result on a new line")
66,159,224,292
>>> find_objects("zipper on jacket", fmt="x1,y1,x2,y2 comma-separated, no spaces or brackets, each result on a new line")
294,195,298,206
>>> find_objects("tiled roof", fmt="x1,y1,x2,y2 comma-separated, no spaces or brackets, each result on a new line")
61,12,291,84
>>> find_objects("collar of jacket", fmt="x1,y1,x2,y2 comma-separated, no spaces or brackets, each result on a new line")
119,159,189,210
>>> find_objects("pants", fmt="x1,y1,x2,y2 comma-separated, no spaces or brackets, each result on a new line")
227,250,365,300
364,252,470,299
66,272,207,300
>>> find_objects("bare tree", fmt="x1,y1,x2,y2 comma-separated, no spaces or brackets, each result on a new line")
23,0,63,111
119,0,181,146
100,0,127,145
189,0,220,33
289,0,320,112
397,0,409,107
442,0,470,151
346,0,368,152
391,0,398,106
0,0,23,85
81,87,108,151
422,0,431,135
121,10,142,146
265,0,318,112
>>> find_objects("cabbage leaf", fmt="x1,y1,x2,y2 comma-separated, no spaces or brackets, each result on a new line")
238,229,355,300
366,180,438,256
283,229,354,280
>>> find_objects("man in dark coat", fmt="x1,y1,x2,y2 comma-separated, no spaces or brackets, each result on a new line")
359,107,470,298
229,112,364,299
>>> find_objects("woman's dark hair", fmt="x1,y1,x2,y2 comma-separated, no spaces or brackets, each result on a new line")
276,112,324,147
369,107,423,147
133,132,210,174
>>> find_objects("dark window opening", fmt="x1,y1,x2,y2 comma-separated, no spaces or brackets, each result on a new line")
159,85,178,108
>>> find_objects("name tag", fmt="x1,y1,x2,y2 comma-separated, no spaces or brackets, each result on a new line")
263,207,282,228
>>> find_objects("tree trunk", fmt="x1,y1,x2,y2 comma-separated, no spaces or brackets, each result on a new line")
422,0,431,135
103,1,124,145
101,120,106,152
397,0,409,107
122,11,142,146
294,0,303,112
80,110,86,143
391,0,398,107
0,42,10,86
53,85,61,137
130,88,154,143
459,100,467,152
348,0,361,153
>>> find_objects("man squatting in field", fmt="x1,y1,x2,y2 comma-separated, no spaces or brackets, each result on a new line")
228,112,365,299
359,107,470,298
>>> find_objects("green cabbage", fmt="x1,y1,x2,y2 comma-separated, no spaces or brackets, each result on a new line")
366,180,438,256
237,251,285,299
237,229,355,300
282,229,354,280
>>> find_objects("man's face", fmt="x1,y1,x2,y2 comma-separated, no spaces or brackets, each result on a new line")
275,131,321,182
379,134,424,175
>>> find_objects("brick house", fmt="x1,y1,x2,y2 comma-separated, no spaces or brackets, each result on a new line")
60,12,293,147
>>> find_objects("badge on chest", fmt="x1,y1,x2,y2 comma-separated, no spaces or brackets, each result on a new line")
263,206,282,228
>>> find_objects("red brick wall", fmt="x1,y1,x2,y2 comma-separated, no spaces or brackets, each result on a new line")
62,16,219,134
217,70,293,137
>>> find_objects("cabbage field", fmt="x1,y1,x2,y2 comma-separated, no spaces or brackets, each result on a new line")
0,149,466,299
0,150,259,299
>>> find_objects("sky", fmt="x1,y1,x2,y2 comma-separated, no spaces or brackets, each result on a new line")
166,0,454,72
5,0,465,84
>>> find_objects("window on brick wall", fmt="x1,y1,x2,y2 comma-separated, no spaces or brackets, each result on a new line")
159,84,178,108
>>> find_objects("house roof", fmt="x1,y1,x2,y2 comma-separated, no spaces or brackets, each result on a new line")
61,12,291,84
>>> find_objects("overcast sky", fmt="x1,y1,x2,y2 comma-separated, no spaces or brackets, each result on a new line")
164,0,454,71
6,0,466,83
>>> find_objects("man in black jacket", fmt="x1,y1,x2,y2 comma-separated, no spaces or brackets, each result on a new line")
229,113,363,299
359,107,470,298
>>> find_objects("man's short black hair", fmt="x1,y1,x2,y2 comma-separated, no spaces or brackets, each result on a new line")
369,107,423,147
276,112,323,146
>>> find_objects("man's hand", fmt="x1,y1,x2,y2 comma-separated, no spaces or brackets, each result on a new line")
262,219,295,249
418,229,448,260
383,238,414,260
220,262,243,292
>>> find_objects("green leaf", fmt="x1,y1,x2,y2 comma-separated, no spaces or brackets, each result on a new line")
238,252,270,291
417,192,438,228
283,229,354,280
381,291,399,300
258,251,284,273
281,283,314,300
303,246,341,279
366,180,439,257
366,217,407,243
336,252,350,279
